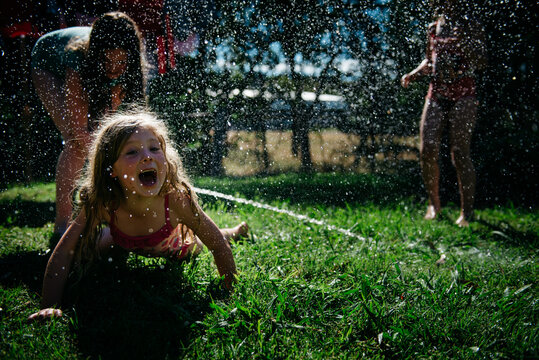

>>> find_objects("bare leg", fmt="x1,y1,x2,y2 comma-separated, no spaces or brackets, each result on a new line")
221,222,249,242
420,98,446,220
449,97,477,227
53,142,87,233
32,69,87,234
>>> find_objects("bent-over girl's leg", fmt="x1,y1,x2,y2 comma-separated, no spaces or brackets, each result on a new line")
449,97,477,226
420,98,446,219
32,69,87,234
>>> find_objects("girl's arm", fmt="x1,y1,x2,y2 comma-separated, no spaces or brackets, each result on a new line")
64,68,91,150
110,84,126,112
401,26,433,88
28,211,86,321
401,58,430,88
170,191,237,289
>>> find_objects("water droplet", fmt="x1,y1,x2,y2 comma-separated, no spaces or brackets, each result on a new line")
108,257,113,262
124,174,128,179
148,228,154,233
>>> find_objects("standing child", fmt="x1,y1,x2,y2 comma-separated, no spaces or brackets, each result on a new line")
29,109,247,320
400,0,486,226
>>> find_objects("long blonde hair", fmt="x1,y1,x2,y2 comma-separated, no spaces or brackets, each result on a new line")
74,108,197,265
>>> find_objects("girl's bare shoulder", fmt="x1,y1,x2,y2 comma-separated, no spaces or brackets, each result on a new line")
168,189,195,212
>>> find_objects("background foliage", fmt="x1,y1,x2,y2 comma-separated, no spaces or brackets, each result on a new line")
0,0,537,204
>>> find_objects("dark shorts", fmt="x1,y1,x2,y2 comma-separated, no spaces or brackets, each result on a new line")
31,27,90,80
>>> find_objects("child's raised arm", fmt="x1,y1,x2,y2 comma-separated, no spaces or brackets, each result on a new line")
28,211,86,321
169,191,237,289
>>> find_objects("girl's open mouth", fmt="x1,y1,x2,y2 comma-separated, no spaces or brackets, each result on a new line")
139,169,157,187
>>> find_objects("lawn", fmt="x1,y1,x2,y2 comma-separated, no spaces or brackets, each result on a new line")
1,174,537,359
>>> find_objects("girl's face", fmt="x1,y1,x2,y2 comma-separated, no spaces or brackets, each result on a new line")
111,127,168,198
103,48,128,79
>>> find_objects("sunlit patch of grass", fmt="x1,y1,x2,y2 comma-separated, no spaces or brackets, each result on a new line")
0,183,55,203
0,183,56,228
0,176,537,359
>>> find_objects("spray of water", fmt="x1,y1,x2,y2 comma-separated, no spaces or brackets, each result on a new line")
194,187,366,242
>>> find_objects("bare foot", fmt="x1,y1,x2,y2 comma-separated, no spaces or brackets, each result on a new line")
424,205,439,220
455,213,472,227
221,222,249,242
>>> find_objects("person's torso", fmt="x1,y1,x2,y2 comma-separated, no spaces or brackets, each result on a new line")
429,19,470,83
428,19,476,101
109,194,194,259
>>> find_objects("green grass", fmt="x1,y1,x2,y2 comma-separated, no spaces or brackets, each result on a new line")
1,175,538,359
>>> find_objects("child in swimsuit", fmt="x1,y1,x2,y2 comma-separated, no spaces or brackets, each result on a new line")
28,109,248,321
401,0,486,227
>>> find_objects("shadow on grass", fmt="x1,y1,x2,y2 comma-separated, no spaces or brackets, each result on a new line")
475,218,539,247
65,257,220,359
0,250,219,359
0,250,49,293
197,170,536,212
0,199,55,227
197,172,425,207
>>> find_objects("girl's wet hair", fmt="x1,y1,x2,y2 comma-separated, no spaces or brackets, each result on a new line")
74,108,196,265
80,12,147,122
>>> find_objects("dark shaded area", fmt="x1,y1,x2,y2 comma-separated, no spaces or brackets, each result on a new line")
0,0,537,208
66,258,219,360
0,199,55,227
0,246,222,359
196,171,533,210
0,250,49,294
474,219,539,248
471,0,539,209
197,172,424,207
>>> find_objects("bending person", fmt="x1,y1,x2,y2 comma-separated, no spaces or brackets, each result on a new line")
401,0,486,227
31,12,146,235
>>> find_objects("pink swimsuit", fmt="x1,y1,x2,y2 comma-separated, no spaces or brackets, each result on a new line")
427,21,476,102
110,194,195,259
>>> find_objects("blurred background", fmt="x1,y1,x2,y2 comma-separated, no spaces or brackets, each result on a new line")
0,0,537,206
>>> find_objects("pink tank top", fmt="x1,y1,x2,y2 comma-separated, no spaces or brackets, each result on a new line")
109,194,193,259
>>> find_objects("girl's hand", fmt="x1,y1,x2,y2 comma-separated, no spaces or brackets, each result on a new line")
27,308,63,322
401,74,411,88
223,273,236,291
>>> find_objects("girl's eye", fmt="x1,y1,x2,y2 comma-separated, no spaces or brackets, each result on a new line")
150,146,161,152
126,149,137,156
